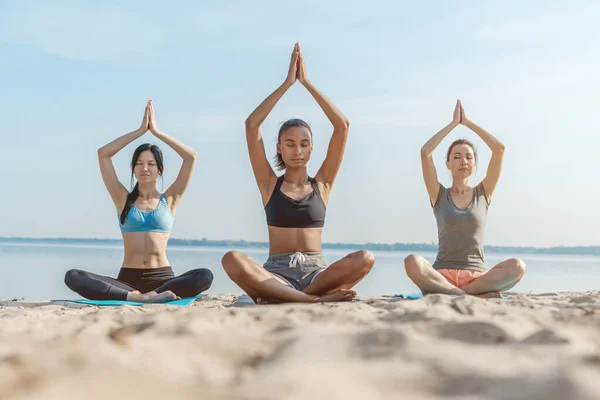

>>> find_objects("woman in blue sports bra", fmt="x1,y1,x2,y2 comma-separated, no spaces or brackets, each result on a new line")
64,100,213,303
221,43,375,303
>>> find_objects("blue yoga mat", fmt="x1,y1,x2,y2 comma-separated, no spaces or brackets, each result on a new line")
394,293,424,300
394,293,505,300
52,295,202,307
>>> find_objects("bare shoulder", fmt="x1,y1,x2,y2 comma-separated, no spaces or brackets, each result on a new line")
477,181,492,205
163,192,177,212
259,175,279,206
314,178,331,205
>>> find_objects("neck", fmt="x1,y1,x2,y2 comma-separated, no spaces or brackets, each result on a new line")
283,167,309,185
450,178,470,194
137,182,158,199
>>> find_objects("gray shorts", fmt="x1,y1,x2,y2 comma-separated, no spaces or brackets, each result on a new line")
264,252,328,291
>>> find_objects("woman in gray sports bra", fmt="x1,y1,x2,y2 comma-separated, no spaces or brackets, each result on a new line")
404,100,526,298
221,43,375,304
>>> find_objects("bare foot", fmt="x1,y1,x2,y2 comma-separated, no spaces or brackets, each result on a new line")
147,291,180,303
314,289,357,303
127,290,180,303
255,297,284,305
475,291,502,299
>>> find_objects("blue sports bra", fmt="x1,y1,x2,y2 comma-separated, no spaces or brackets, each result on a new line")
119,194,174,233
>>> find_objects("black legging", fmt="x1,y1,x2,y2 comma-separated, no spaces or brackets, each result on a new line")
64,267,213,300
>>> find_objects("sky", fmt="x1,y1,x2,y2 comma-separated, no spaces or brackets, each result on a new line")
1,0,599,247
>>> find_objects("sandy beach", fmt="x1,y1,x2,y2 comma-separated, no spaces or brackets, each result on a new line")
1,292,599,400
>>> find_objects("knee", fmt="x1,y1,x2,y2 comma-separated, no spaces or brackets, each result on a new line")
505,258,526,280
355,250,375,271
221,251,250,279
194,268,214,285
404,254,422,277
64,269,83,288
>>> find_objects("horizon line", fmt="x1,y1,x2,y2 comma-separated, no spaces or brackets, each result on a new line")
1,236,598,253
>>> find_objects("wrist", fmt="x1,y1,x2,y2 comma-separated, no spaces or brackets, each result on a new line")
282,80,294,90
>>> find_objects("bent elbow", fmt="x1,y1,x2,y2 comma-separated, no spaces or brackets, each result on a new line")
342,118,350,129
335,118,350,131
245,118,258,131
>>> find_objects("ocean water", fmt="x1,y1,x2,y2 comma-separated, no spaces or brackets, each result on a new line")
0,242,599,300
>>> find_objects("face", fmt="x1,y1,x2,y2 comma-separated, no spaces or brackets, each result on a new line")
446,144,476,178
277,126,313,169
133,150,160,183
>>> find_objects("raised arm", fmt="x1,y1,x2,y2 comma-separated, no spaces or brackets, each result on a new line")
147,101,197,213
421,100,461,206
245,43,299,200
460,103,504,203
98,102,149,212
296,46,350,191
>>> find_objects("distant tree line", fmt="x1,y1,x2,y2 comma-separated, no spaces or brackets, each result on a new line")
1,237,599,256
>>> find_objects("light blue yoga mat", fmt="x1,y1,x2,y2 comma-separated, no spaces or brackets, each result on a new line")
52,295,202,307
394,293,505,300
394,293,424,300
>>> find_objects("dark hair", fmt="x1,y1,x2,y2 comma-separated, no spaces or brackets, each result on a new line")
446,139,477,164
120,144,164,225
273,118,313,171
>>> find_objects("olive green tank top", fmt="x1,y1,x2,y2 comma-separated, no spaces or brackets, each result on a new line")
432,183,489,272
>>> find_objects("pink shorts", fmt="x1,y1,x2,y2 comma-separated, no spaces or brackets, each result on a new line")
437,269,484,288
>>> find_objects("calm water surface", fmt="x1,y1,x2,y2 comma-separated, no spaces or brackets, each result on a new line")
0,242,598,300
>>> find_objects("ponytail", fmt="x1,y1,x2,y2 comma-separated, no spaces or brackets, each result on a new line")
120,182,140,225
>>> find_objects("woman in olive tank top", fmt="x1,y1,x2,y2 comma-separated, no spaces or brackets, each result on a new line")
405,100,526,298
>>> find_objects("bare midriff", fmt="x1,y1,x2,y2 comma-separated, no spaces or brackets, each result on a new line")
122,232,170,268
267,226,323,255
